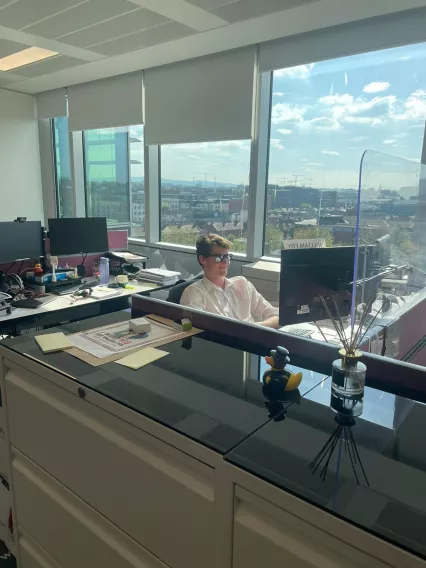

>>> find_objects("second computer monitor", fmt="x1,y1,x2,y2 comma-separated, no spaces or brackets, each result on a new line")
48,217,109,256
279,247,356,326
0,221,43,264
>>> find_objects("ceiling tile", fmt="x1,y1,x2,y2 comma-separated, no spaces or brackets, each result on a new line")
0,0,85,30
0,38,26,58
91,22,194,56
186,0,238,8
24,0,138,39
12,54,84,78
59,7,169,48
211,0,317,22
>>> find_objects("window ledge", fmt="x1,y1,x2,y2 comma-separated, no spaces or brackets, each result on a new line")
128,238,248,259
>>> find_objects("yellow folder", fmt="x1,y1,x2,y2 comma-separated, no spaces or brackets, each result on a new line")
115,347,169,370
35,332,73,354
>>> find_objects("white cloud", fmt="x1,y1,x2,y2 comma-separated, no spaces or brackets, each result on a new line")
337,95,396,120
383,139,398,145
319,93,396,127
273,92,285,97
393,89,426,121
270,138,285,150
363,81,390,94
306,162,324,167
302,117,342,131
275,63,314,79
322,150,340,156
271,103,307,124
277,128,292,135
344,116,385,126
319,94,353,106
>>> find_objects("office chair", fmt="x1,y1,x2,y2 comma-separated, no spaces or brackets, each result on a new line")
167,275,203,304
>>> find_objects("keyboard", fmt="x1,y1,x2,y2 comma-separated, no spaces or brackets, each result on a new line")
285,327,314,337
52,283,83,296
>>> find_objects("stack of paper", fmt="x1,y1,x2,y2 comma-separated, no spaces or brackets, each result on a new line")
90,286,121,300
35,332,73,353
137,268,181,286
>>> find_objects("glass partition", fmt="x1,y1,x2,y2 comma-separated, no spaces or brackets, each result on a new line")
353,151,426,359
277,149,426,363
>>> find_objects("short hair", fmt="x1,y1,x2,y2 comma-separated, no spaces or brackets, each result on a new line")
196,234,232,264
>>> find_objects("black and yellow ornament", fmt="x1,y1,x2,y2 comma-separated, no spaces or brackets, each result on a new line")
262,346,303,402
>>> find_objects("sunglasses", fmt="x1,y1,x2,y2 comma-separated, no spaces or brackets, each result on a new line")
204,253,232,263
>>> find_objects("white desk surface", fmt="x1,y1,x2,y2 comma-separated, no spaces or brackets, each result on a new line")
0,280,158,323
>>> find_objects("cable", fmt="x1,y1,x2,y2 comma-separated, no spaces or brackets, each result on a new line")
4,262,15,276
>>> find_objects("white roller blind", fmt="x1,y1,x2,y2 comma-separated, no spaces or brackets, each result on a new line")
144,47,255,145
68,72,143,131
260,7,426,71
36,88,67,119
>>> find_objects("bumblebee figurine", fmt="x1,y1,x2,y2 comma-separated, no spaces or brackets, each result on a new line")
262,346,303,401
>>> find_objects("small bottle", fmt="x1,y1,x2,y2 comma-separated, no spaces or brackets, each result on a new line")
330,349,366,417
99,257,110,285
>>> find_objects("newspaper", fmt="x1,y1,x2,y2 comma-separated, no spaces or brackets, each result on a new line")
69,319,177,359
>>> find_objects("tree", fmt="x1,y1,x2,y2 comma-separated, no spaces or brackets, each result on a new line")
161,227,198,246
264,225,283,255
230,237,247,253
293,226,334,247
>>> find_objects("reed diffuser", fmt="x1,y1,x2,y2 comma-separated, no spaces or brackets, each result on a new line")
308,295,381,486
318,295,382,416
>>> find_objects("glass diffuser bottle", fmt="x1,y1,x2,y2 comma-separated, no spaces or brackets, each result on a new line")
330,348,366,417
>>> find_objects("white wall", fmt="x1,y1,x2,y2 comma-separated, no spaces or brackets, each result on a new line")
0,88,44,222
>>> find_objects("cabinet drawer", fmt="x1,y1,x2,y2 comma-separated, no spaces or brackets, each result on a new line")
6,366,215,568
233,488,390,568
20,531,62,568
13,452,168,568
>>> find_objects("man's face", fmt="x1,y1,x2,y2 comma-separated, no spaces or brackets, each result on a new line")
199,245,231,280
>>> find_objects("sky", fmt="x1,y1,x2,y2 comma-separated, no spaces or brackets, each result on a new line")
129,42,426,190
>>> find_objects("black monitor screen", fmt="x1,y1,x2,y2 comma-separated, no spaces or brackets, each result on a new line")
0,221,43,264
279,247,356,326
48,217,109,256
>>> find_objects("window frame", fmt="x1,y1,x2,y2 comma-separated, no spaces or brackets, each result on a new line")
43,40,426,262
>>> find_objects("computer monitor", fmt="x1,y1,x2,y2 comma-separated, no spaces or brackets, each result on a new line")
0,221,43,264
279,247,359,326
48,217,109,256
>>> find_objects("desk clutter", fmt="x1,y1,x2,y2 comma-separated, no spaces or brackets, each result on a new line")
0,216,149,318
136,268,181,286
32,315,199,369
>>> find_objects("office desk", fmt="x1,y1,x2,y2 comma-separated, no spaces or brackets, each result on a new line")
0,308,424,568
0,280,159,336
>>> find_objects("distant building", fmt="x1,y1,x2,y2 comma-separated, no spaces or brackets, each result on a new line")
271,187,337,209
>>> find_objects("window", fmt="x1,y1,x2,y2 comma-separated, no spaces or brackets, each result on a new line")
160,141,250,252
83,125,144,238
265,43,426,257
53,117,73,218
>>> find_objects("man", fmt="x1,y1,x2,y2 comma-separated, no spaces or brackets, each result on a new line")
181,234,279,328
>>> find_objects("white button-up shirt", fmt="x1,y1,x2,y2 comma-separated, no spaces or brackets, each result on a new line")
180,275,278,324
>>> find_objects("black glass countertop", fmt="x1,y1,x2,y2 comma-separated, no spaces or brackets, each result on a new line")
3,311,426,559
226,375,426,560
1,311,323,454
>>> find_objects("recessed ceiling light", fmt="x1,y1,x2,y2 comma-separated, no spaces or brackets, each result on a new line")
0,47,58,71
